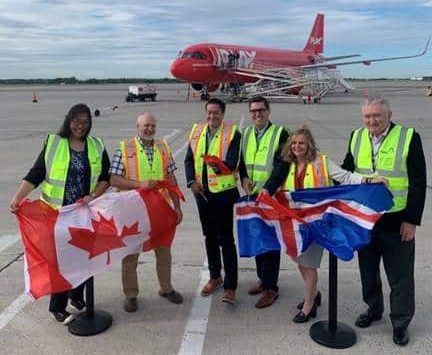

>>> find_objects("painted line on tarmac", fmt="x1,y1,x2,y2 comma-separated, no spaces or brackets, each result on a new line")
0,234,19,253
173,141,189,159
163,129,182,143
173,125,210,355
0,234,29,331
177,263,211,355
0,293,30,331
178,114,245,354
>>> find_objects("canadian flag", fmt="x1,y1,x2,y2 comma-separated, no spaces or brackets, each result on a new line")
15,186,181,300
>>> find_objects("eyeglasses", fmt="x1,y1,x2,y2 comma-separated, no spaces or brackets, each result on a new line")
71,119,90,126
249,108,267,114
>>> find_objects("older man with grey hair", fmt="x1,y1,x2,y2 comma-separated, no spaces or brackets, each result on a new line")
110,112,183,312
341,95,426,346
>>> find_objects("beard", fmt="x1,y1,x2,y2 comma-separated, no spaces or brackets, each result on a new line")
142,133,155,141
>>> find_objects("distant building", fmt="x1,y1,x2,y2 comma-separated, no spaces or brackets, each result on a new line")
410,76,432,81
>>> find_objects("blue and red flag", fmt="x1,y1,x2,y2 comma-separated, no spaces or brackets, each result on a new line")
235,184,393,261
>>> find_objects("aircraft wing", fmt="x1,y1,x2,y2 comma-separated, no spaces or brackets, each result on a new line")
301,38,430,69
320,54,360,61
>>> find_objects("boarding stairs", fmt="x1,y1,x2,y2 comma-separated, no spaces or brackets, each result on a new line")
220,59,353,102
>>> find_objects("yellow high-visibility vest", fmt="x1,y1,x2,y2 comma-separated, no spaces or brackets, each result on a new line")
189,122,238,193
40,134,104,209
283,154,332,190
242,124,283,194
120,137,169,181
350,124,413,212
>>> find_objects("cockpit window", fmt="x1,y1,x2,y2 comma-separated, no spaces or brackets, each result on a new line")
180,51,207,60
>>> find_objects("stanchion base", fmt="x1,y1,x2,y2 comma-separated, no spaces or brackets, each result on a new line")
68,310,113,336
310,320,356,349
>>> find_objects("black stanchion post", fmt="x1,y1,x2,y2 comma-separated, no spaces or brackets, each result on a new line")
309,253,356,349
68,277,113,336
328,253,337,333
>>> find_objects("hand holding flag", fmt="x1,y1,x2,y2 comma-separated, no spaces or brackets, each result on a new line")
15,186,180,300
203,155,232,175
236,184,393,261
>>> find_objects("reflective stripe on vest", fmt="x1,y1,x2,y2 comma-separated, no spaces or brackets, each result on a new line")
40,134,104,209
189,122,238,193
242,124,283,194
283,154,332,190
120,138,168,181
350,125,413,212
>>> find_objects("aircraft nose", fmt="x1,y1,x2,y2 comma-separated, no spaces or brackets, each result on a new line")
170,60,186,79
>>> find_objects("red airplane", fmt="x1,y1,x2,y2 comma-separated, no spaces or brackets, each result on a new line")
170,14,429,100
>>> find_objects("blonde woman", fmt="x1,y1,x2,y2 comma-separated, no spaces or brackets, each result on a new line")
280,126,385,323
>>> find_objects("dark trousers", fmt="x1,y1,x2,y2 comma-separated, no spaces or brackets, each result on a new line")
255,250,280,292
358,227,415,330
49,282,86,313
196,188,239,290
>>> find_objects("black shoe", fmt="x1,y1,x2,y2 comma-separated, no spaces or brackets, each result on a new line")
70,299,86,312
124,297,138,312
293,303,317,323
354,311,382,328
51,311,75,325
393,328,409,346
297,291,321,310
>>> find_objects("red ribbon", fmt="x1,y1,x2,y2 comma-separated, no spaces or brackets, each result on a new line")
203,155,232,175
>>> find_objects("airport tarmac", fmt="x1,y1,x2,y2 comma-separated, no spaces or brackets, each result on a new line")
0,82,431,354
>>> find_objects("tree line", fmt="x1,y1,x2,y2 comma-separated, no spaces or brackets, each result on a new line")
0,77,181,85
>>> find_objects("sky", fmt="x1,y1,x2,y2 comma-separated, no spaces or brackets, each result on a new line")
0,0,431,79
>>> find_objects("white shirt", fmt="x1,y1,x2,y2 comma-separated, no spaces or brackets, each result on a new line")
370,124,391,170
327,158,363,185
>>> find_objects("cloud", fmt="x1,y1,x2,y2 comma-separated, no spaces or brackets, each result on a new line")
0,0,430,78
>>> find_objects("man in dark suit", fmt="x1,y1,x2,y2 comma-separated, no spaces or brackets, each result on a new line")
184,98,241,304
342,95,426,346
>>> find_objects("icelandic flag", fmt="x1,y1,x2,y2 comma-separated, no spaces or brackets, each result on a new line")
15,182,183,300
236,184,393,261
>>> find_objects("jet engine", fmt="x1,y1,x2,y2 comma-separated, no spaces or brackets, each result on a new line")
191,83,220,92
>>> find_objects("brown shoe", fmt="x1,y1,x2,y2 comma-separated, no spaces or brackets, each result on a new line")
124,297,138,312
248,281,264,295
255,290,279,309
201,277,223,296
221,289,236,304
159,290,183,304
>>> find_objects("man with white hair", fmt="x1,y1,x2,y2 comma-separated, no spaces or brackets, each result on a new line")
342,95,426,346
110,112,183,312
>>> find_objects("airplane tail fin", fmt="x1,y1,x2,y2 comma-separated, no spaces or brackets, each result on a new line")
303,13,324,54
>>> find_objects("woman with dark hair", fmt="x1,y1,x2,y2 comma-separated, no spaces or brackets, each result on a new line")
9,103,110,325
280,126,386,323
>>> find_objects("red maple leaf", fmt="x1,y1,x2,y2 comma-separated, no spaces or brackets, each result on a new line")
68,212,140,265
